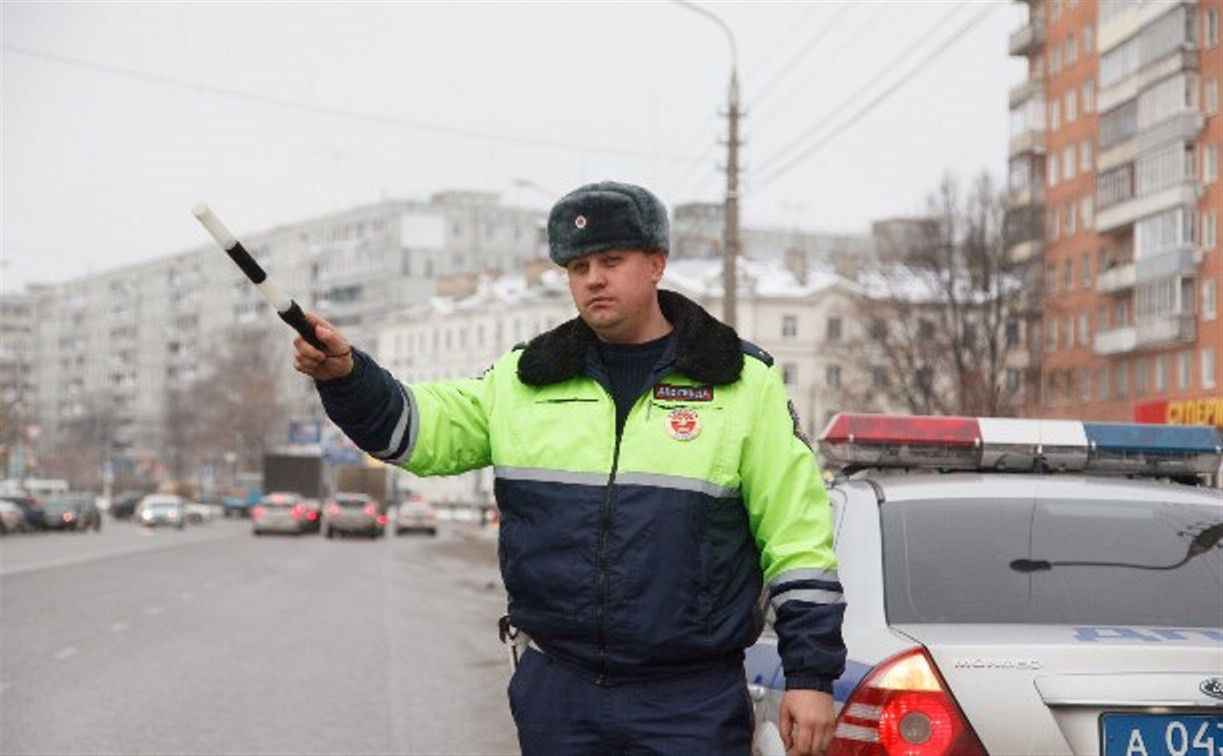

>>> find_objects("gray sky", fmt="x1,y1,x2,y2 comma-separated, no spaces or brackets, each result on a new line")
1,0,1025,292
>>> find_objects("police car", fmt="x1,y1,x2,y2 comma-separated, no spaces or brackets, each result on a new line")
747,414,1223,756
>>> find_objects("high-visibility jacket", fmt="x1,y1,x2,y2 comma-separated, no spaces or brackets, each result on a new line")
318,290,846,690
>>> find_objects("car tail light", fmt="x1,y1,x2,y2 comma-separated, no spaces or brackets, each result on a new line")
290,505,303,521
829,648,985,756
307,509,318,521
327,504,340,516
377,514,387,525
252,506,264,521
364,504,377,518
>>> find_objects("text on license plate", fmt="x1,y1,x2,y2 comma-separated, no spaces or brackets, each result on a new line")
1102,714,1223,756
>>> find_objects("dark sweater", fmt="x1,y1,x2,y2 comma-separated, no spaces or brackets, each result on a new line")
595,332,674,436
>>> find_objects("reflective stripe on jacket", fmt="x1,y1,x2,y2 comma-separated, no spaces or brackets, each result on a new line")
318,290,846,690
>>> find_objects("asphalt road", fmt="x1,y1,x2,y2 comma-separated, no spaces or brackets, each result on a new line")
0,517,518,754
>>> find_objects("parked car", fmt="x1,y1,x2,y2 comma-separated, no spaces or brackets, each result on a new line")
324,492,385,539
748,414,1223,756
4,495,45,530
252,492,311,536
0,499,28,533
41,494,102,532
394,494,438,536
185,500,216,524
109,491,146,520
137,494,186,529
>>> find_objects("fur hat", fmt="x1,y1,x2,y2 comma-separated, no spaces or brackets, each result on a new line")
547,181,669,266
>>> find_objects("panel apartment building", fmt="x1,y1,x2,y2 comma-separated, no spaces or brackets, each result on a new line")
1008,0,1221,427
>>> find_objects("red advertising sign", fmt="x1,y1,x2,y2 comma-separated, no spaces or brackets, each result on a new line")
1133,396,1223,428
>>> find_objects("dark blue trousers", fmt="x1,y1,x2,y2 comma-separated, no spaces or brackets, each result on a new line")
507,649,753,756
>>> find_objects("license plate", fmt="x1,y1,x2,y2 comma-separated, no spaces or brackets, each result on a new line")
1102,714,1223,756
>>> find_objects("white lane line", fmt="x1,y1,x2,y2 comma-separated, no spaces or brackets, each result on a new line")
145,606,163,616
54,647,78,661
110,622,128,633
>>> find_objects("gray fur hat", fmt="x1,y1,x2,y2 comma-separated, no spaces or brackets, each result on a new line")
547,181,669,266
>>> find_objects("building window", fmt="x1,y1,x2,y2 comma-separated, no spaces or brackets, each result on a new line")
1178,350,1193,389
1080,195,1094,230
918,319,935,340
1062,315,1073,349
1203,347,1217,389
1155,354,1168,392
782,314,798,339
1065,34,1078,66
1204,211,1218,250
1048,155,1060,188
1082,79,1096,113
825,316,842,342
1065,89,1077,123
782,363,797,387
1206,7,1219,48
1081,253,1092,289
1049,46,1062,76
1134,358,1148,397
1050,99,1061,131
1114,362,1129,399
1079,369,1092,403
1080,139,1093,172
1204,279,1218,321
826,365,842,388
1006,368,1022,393
1082,25,1095,54
1063,145,1076,181
1065,202,1077,234
1206,77,1219,115
872,366,890,390
1078,312,1090,346
1047,264,1058,294
1063,260,1074,291
1096,367,1109,401
1205,144,1219,184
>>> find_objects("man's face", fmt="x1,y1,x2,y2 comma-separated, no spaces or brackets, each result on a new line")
565,249,666,343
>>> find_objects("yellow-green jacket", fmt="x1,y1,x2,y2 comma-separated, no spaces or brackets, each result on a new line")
317,290,845,690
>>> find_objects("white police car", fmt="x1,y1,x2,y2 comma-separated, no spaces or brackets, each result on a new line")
747,414,1223,756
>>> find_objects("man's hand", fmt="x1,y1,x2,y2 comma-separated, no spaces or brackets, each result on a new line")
779,689,836,756
292,312,354,382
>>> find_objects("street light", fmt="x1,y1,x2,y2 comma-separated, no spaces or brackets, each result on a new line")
670,0,742,329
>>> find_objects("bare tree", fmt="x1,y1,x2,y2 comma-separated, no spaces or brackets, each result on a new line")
188,325,289,476
840,172,1034,417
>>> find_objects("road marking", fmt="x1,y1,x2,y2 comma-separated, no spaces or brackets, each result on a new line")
145,606,163,616
110,622,128,633
54,647,78,661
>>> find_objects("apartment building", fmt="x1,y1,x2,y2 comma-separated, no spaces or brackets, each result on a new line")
27,193,545,480
1008,0,1222,426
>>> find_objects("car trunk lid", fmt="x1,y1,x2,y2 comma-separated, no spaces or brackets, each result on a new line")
895,623,1223,755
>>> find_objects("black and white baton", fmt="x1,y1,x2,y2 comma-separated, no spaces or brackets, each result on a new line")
192,203,326,351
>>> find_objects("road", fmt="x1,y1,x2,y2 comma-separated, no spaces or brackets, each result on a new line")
0,517,518,754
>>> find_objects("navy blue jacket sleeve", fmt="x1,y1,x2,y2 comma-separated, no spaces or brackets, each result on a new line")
315,348,414,464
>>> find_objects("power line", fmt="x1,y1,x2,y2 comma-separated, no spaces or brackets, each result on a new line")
754,1,971,179
747,2,854,110
1,43,707,166
753,1,1001,190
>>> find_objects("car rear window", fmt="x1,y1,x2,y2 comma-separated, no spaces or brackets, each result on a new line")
882,497,1222,627
336,498,368,508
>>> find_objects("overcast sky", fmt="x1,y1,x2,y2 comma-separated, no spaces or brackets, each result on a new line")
1,1,1025,292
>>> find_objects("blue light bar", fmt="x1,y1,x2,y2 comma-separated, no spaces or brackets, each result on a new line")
1083,422,1223,475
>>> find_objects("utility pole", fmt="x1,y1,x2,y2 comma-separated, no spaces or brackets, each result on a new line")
722,71,742,330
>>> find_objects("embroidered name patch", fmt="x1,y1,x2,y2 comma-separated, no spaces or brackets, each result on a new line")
653,384,714,402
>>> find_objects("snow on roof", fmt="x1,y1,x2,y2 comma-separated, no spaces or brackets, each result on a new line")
662,257,861,299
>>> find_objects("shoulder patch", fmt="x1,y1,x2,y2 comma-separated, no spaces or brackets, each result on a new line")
740,340,774,367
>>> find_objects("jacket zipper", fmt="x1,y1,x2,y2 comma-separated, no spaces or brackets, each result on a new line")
594,405,623,686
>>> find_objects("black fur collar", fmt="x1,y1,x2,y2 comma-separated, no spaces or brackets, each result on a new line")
517,289,744,386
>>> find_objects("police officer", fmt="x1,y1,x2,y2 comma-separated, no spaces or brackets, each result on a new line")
293,181,846,755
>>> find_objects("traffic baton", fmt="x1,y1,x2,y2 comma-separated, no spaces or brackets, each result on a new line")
192,203,325,351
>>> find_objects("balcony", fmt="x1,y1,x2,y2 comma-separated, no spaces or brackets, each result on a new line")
1135,244,1200,282
1094,326,1137,355
1008,77,1044,109
1096,180,1200,233
1097,262,1136,294
1009,21,1045,57
1007,181,1045,210
1004,205,1043,251
1009,128,1046,158
1136,111,1206,154
1136,313,1195,348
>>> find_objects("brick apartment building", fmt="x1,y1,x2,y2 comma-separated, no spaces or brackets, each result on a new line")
1008,0,1221,428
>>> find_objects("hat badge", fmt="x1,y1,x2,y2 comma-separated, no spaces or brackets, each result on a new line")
666,408,701,441
574,215,587,229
